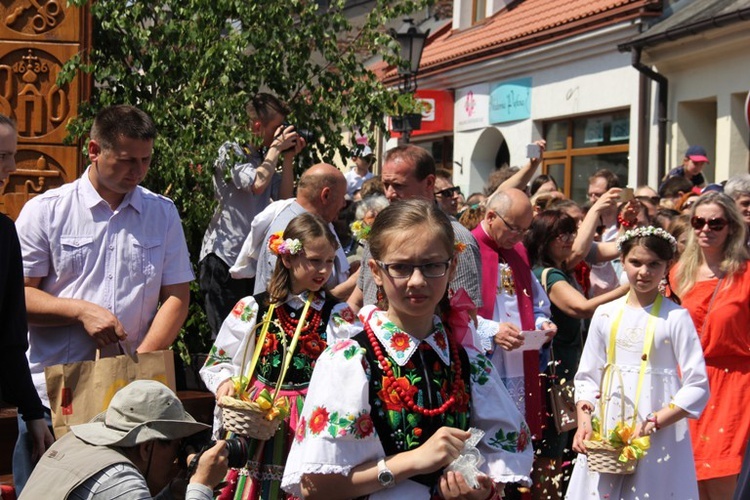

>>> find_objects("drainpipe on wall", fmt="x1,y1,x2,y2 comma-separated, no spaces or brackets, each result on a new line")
630,47,668,181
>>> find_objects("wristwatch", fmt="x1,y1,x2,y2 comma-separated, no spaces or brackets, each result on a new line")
377,458,395,488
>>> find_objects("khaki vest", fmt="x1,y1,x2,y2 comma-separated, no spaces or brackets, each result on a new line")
19,433,136,500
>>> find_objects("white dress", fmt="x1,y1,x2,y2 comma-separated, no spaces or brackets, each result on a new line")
281,305,534,499
566,296,710,500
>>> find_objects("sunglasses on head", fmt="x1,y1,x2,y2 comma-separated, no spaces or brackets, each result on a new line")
690,216,728,231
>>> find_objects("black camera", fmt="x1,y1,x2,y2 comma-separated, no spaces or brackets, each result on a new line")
281,121,316,145
182,430,249,475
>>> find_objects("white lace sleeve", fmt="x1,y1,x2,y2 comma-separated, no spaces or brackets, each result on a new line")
467,348,534,486
476,316,498,354
281,338,384,497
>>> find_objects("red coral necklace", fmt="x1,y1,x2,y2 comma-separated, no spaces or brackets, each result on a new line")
364,320,463,417
276,302,323,337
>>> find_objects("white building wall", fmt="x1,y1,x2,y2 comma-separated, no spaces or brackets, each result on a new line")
644,23,750,183
442,23,644,196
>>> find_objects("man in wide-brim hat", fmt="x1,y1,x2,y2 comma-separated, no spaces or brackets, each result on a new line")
20,380,228,499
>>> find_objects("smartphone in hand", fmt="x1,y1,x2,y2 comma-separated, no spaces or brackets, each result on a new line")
526,143,542,159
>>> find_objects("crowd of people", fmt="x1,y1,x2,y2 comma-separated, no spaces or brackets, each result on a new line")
2,95,750,500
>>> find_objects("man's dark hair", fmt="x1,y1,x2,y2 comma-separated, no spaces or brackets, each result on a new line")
383,145,435,181
589,169,621,190
90,105,156,151
246,93,289,125
659,175,693,198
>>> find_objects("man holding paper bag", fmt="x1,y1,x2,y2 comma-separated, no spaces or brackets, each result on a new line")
14,105,194,492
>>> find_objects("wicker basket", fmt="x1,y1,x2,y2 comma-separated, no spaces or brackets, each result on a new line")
219,395,283,440
583,439,636,475
584,363,640,476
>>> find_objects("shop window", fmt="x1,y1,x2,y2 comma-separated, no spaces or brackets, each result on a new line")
543,110,629,204
413,136,454,171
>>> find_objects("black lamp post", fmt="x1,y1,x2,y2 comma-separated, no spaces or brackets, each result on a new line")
389,18,429,143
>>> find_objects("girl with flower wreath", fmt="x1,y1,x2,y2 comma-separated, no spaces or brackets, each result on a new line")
567,226,710,499
281,199,533,500
200,213,360,500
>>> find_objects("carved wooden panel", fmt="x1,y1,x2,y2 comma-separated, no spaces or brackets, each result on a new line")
0,0,80,41
0,0,88,219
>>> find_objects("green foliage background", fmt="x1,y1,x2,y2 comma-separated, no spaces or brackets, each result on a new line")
59,0,430,360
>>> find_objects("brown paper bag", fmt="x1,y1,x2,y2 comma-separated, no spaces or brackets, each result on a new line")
45,349,176,438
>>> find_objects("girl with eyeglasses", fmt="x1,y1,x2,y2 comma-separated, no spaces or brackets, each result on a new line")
282,199,532,499
524,210,628,498
670,191,750,500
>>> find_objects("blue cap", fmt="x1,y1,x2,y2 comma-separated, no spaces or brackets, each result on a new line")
701,183,723,194
685,145,709,163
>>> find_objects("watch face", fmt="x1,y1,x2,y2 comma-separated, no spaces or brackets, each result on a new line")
378,470,395,486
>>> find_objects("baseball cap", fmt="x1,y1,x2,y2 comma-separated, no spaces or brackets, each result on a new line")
353,145,374,159
685,145,709,163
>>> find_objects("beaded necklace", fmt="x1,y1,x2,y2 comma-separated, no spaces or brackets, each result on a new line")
275,301,323,338
364,319,463,417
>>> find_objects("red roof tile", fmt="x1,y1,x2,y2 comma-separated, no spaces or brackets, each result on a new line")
381,0,660,82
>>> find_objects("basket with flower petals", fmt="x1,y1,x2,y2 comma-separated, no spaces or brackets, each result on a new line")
583,364,650,475
218,295,312,440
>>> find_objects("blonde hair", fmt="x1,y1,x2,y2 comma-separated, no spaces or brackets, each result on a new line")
673,192,749,296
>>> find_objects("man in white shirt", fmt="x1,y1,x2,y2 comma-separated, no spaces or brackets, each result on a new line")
14,105,194,492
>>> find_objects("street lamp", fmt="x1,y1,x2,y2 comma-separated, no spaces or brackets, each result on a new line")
390,18,429,143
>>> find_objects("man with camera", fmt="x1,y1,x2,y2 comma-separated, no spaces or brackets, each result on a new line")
20,380,229,499
200,93,307,337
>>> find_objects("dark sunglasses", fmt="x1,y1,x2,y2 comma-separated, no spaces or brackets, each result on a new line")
435,186,461,198
690,216,728,231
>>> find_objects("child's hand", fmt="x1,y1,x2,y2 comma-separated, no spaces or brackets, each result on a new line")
406,427,469,475
216,378,235,400
572,418,592,454
438,470,495,499
634,420,657,439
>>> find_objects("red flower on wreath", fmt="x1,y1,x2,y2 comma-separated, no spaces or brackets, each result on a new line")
231,300,246,318
308,407,330,434
390,332,411,352
353,413,374,438
301,333,326,358
260,334,279,356
378,376,418,412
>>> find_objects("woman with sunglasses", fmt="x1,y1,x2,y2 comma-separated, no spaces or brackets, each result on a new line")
670,191,750,500
524,210,628,499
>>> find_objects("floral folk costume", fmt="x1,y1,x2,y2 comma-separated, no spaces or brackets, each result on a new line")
281,305,534,499
200,291,360,500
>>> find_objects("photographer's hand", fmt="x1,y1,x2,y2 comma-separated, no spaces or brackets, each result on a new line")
189,441,229,488
271,124,299,154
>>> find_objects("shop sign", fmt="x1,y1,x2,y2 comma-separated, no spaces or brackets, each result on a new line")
489,77,531,124
455,83,490,132
389,89,454,138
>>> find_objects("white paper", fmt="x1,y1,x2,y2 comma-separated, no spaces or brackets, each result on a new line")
520,330,552,351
